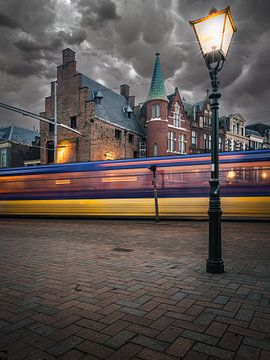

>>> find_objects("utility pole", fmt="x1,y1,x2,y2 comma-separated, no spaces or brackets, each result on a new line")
54,81,58,163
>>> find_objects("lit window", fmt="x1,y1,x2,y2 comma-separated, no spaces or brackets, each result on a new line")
152,104,160,118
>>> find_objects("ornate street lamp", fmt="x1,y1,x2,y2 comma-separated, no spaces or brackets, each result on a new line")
190,7,236,273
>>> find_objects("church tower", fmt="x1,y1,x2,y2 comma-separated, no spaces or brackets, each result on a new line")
146,53,169,157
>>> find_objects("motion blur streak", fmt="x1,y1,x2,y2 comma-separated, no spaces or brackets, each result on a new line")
0,150,269,219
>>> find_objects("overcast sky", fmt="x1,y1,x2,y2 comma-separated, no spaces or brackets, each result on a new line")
0,0,269,130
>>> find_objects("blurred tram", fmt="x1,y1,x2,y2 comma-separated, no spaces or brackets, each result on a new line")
0,150,269,219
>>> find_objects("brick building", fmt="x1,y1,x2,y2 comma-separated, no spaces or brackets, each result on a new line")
141,53,190,157
0,125,40,168
40,49,145,164
246,123,270,149
219,113,248,151
183,94,225,154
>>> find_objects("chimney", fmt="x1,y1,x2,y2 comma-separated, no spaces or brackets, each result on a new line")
128,95,135,110
63,48,75,66
120,84,129,100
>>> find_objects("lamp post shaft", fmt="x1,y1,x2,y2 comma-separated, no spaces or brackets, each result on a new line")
206,68,224,274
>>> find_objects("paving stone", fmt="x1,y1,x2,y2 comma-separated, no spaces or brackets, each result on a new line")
137,347,178,360
236,344,260,359
0,219,269,360
105,329,135,348
47,335,84,356
213,295,230,305
1,319,35,334
193,342,234,360
109,343,142,360
34,305,58,316
236,309,254,322
218,332,242,351
182,329,219,345
250,316,270,333
132,335,169,352
206,321,228,337
77,340,114,358
27,322,56,336
243,336,270,350
166,336,194,357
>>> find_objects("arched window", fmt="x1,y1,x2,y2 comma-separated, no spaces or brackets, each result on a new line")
152,104,160,118
154,143,158,156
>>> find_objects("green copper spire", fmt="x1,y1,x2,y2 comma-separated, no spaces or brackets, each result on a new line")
147,53,167,101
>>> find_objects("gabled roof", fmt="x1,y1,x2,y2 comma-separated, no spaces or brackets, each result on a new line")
147,53,167,101
182,100,194,118
245,129,261,137
0,126,40,146
81,76,145,136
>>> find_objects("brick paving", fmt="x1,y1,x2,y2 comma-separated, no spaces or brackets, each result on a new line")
0,218,269,359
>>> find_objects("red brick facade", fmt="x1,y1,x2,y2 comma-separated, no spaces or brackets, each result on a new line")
145,88,191,157
40,49,144,164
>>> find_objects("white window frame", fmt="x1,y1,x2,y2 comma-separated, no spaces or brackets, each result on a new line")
179,134,186,154
152,104,160,118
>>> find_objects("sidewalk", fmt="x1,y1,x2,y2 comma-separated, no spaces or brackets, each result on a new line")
0,218,269,359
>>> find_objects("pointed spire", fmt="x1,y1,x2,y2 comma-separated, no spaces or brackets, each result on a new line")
147,53,167,101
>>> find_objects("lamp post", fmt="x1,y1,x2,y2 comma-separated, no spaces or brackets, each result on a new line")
190,7,236,273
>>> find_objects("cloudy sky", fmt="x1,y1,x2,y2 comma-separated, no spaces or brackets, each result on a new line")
0,0,269,130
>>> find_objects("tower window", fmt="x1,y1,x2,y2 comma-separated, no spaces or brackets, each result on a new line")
152,104,160,118
71,116,77,129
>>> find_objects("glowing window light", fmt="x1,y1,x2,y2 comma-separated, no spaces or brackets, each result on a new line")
227,170,236,180
55,179,71,185
102,176,137,183
262,172,267,179
105,152,116,160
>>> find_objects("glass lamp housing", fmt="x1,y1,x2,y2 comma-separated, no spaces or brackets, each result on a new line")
190,7,236,60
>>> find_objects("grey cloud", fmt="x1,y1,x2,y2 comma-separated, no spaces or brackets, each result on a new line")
0,0,270,129
6,62,45,78
75,0,121,28
0,11,21,29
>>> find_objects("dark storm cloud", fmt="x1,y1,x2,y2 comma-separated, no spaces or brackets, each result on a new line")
0,0,270,128
6,62,46,78
75,0,121,28
0,11,21,29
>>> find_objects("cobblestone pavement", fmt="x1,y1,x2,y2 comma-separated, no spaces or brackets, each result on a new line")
0,218,269,360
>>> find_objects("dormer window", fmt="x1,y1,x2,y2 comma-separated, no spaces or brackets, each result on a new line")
152,104,160,118
123,105,133,119
94,89,103,105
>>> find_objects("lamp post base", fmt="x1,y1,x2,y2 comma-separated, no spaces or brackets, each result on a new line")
206,259,224,274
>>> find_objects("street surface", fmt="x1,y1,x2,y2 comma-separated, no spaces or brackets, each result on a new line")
0,218,269,359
